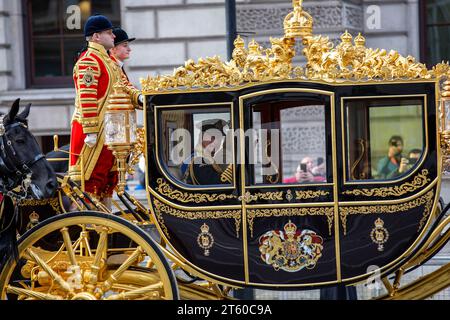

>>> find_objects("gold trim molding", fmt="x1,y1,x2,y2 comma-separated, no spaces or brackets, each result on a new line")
155,178,236,203
250,191,284,202
342,169,430,197
246,189,330,203
339,189,434,235
246,206,334,238
18,197,61,214
152,199,241,238
296,190,330,200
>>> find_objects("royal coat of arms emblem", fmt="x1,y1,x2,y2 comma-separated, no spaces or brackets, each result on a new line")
258,220,324,272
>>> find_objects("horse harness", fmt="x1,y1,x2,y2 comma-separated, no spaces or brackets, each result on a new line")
0,115,45,199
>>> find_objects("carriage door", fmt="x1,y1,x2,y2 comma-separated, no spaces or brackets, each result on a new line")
238,88,340,286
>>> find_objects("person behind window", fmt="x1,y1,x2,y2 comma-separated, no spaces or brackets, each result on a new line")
377,135,409,179
184,119,232,185
283,157,326,184
405,148,422,171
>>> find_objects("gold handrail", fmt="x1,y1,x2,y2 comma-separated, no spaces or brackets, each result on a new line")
376,262,450,300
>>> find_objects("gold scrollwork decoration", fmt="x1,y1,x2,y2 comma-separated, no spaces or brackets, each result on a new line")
155,178,236,203
18,197,62,214
127,127,145,175
295,190,330,200
342,169,430,198
246,206,334,238
152,199,241,238
339,189,434,235
248,191,284,203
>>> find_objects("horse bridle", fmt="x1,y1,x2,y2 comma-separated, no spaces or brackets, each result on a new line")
0,115,45,198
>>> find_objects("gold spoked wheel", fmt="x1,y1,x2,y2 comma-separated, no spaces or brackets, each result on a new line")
0,211,179,300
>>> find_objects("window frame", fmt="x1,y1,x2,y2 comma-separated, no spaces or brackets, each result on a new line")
23,0,121,88
239,88,335,189
419,0,450,68
341,94,428,185
155,102,237,191
248,100,329,186
24,0,75,87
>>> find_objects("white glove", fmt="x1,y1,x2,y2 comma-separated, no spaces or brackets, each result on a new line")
84,133,97,148
138,94,144,105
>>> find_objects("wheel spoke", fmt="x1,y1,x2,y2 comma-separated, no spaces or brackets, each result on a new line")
92,227,109,271
102,246,144,292
145,256,154,269
85,227,109,292
60,227,77,266
26,248,74,296
6,285,62,300
106,281,163,300
80,230,93,256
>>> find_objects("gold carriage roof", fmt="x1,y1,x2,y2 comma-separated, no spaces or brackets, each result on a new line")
140,0,450,95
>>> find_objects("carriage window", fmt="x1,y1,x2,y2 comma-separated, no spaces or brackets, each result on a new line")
159,107,233,186
345,97,425,181
249,100,328,185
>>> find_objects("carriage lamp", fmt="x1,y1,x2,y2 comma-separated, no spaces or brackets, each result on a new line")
104,82,137,195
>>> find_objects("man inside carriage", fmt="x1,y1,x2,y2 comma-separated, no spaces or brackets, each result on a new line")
69,15,143,206
183,119,233,185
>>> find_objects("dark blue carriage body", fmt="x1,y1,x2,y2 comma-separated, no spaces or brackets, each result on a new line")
144,80,440,288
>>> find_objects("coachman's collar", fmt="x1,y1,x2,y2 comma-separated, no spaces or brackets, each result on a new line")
88,41,109,58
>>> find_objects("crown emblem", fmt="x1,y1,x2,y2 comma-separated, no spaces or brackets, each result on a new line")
284,220,297,235
354,33,366,46
284,0,313,39
340,30,353,43
29,211,39,222
200,223,209,233
248,39,261,54
374,217,384,228
233,35,245,48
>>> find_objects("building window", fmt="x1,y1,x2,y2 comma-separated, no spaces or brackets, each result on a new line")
25,0,121,88
421,0,450,67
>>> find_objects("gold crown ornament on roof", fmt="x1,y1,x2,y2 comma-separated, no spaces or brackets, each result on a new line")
141,0,450,94
233,35,245,49
340,30,353,43
354,33,366,47
283,0,313,39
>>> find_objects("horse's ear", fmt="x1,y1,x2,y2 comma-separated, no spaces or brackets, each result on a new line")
6,98,20,123
18,103,31,120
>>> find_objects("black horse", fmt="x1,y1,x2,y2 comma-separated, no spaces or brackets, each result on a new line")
0,98,57,264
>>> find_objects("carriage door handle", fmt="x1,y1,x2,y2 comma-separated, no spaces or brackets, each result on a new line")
239,191,257,203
